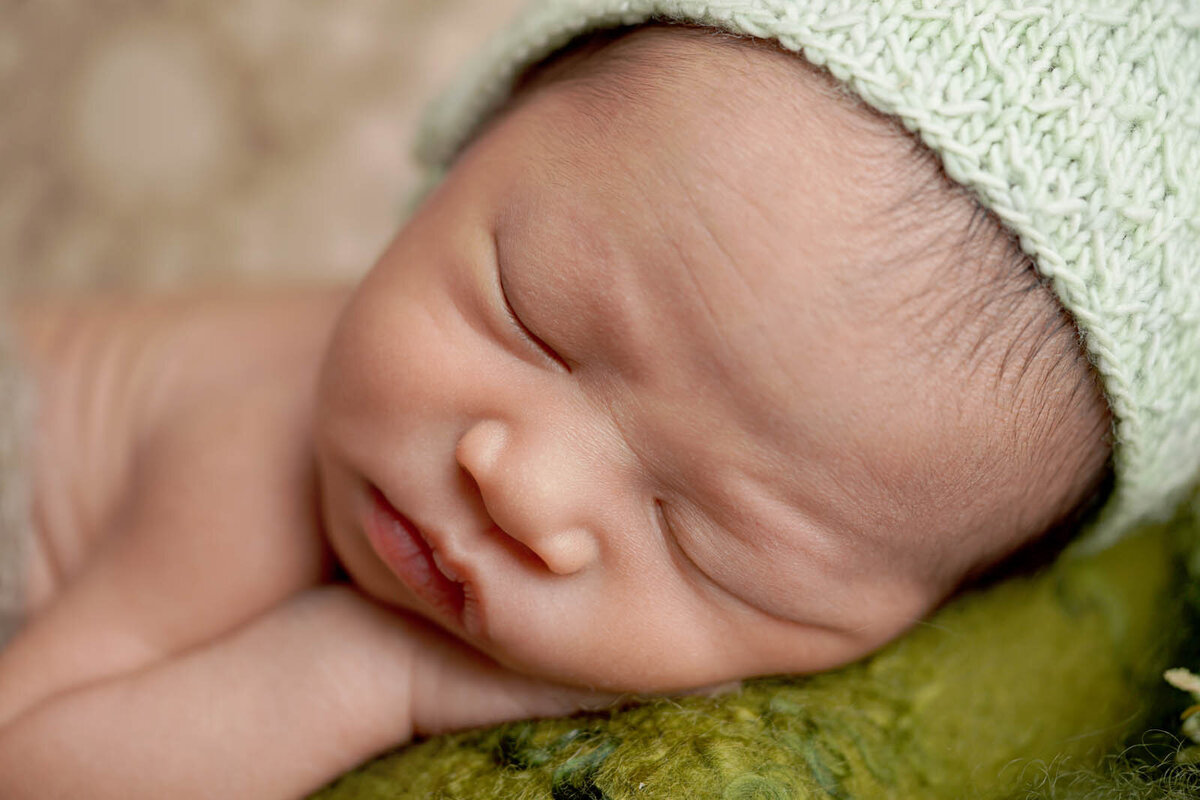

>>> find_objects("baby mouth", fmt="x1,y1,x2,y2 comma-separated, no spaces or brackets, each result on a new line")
430,549,463,582
366,487,467,628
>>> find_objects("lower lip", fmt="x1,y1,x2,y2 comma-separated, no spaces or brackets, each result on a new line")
365,488,465,625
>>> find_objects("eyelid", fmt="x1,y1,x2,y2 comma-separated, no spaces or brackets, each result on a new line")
495,251,571,372
655,498,716,587
657,500,768,618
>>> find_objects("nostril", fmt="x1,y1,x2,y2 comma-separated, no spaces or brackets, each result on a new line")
456,420,598,575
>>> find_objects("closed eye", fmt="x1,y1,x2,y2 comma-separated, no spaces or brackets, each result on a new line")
497,262,570,372
657,499,800,623
655,498,718,588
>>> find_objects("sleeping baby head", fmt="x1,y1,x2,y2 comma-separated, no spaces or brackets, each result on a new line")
314,7,1200,693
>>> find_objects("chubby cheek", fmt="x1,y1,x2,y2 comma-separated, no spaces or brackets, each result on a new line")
317,293,398,453
317,280,464,477
481,569,940,692
475,570,753,692
319,278,424,420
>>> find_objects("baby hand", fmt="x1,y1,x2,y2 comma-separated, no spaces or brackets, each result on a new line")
0,584,613,800
396,609,620,737
311,587,617,738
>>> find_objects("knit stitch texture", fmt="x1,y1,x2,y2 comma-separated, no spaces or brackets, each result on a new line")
415,0,1200,551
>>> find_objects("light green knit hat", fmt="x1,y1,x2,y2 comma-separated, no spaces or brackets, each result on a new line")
415,0,1200,551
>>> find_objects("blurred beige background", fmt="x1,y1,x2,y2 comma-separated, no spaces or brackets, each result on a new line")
0,0,528,294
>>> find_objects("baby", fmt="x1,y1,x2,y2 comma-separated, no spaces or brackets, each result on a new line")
0,6,1195,799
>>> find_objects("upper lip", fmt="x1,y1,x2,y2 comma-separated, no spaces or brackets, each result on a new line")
429,544,464,583
377,488,476,591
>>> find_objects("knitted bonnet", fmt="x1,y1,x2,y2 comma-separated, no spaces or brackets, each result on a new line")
415,0,1200,551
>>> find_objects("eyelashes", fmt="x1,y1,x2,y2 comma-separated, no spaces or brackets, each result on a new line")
497,264,570,371
656,498,723,594
655,498,691,564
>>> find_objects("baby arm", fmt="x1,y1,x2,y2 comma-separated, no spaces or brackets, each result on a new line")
0,586,604,800
0,290,342,725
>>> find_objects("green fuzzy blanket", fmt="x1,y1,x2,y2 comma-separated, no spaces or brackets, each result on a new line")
313,503,1200,800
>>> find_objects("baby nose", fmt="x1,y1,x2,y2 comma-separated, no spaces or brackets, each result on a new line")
455,420,600,575
522,527,599,576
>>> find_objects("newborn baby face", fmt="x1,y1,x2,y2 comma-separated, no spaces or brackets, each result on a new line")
315,29,1104,692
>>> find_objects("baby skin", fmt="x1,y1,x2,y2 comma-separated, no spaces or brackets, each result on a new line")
0,26,1109,799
